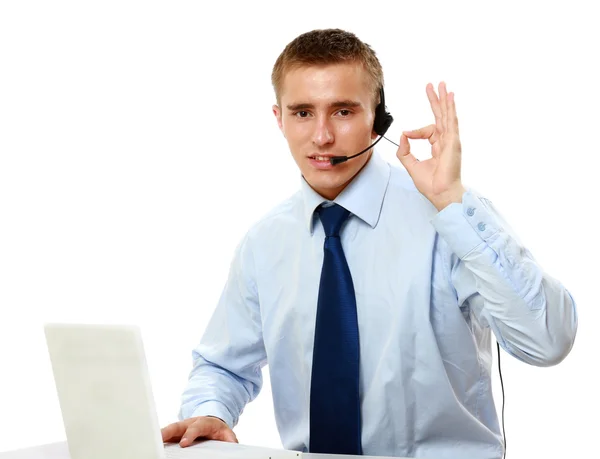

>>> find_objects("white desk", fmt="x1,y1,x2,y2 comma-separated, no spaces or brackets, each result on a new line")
0,442,67,459
0,441,407,459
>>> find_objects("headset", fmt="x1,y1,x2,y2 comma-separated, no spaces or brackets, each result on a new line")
332,87,508,458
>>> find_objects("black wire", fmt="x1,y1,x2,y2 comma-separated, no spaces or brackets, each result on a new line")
384,131,507,457
383,135,400,148
497,341,506,459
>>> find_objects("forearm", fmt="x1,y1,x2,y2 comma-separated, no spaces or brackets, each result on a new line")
453,237,577,365
178,232,267,427
178,349,263,428
432,188,578,366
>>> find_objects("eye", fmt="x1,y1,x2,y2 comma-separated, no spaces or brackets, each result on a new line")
337,109,351,117
294,111,310,118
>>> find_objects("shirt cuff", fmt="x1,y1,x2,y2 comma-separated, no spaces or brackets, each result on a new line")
430,188,500,259
190,400,235,429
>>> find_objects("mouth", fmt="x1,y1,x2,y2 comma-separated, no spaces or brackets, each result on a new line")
308,154,337,161
307,154,340,170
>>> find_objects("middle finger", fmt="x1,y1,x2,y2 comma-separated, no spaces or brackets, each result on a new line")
161,421,187,442
426,83,443,133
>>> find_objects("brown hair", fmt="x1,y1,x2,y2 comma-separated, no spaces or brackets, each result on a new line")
271,28,384,110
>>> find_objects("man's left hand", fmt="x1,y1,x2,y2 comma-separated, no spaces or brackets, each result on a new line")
396,82,466,211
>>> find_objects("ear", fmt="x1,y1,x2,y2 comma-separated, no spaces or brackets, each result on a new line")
272,104,285,136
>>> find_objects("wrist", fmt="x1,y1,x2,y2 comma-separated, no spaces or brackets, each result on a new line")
207,415,226,424
432,184,466,212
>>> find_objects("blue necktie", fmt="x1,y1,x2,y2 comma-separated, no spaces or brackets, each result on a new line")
309,203,362,455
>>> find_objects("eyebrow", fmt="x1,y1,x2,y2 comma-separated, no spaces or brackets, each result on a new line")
285,100,362,111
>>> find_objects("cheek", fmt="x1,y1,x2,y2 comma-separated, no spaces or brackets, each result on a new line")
283,124,308,144
336,123,354,136
338,119,372,139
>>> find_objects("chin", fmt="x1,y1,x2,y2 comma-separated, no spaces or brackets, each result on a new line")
304,170,353,195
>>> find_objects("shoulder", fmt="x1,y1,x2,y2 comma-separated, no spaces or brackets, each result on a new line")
240,190,305,248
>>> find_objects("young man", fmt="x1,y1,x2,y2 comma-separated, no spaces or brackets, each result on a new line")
161,29,578,459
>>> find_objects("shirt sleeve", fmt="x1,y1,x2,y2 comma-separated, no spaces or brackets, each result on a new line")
429,187,578,366
177,231,267,428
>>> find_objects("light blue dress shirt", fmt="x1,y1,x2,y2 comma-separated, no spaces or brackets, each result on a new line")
178,149,578,459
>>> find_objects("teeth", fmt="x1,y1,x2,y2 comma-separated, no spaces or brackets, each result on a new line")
313,156,329,161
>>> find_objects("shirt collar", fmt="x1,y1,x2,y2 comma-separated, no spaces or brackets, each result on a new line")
301,148,391,234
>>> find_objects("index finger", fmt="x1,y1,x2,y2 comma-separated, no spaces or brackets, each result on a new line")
403,124,436,140
161,421,189,443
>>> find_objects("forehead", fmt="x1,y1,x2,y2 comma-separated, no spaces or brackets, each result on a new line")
280,62,371,104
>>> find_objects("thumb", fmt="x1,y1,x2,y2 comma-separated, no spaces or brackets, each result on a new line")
396,133,420,171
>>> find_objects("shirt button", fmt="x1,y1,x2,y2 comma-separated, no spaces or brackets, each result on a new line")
477,222,486,231
467,207,475,216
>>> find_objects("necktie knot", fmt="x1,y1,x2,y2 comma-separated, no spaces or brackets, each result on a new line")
318,204,350,238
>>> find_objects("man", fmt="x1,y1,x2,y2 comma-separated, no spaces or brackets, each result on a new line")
161,28,577,458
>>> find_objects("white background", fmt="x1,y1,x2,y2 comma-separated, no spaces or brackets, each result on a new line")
1,1,598,458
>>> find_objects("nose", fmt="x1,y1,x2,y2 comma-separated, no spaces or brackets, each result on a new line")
312,116,334,147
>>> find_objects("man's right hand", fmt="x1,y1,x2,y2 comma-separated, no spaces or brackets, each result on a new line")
161,416,238,447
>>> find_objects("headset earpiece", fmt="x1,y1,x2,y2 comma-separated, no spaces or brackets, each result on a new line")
373,86,394,137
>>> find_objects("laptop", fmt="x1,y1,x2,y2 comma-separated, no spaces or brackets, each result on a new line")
44,323,302,459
